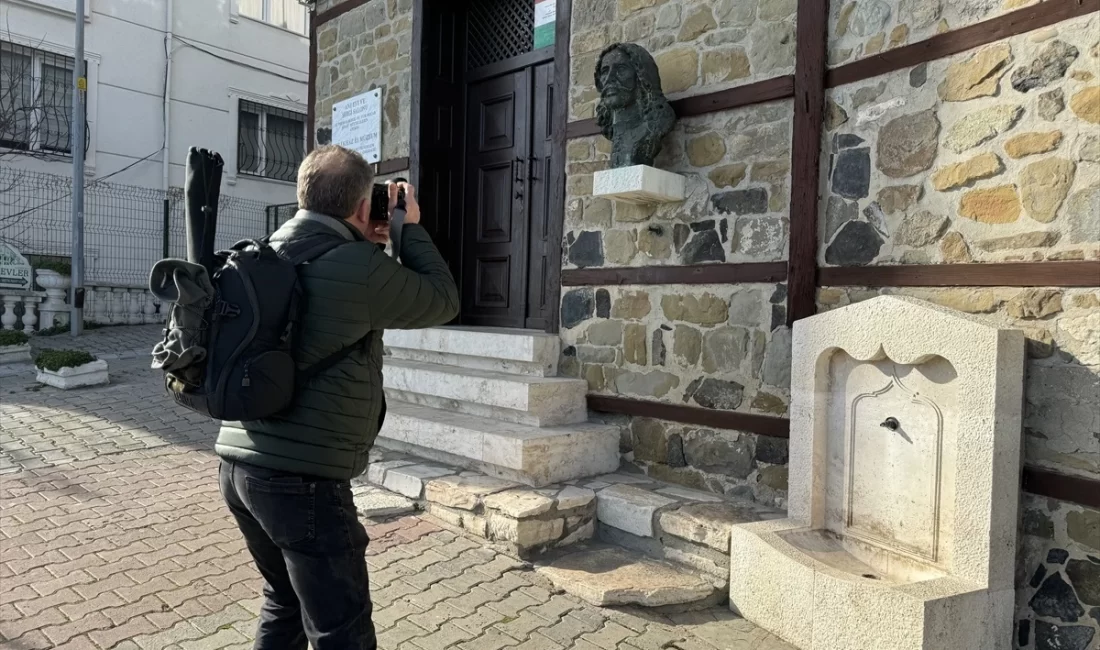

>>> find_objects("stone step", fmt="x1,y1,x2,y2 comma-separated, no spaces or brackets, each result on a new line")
384,326,560,377
383,358,588,427
582,476,784,581
378,400,620,487
537,544,724,608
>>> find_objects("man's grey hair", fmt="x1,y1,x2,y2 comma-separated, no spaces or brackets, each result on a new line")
297,145,375,219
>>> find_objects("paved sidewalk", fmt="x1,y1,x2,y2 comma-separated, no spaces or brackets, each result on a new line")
1,326,794,650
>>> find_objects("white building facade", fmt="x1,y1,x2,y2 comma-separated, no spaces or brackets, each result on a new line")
0,0,308,295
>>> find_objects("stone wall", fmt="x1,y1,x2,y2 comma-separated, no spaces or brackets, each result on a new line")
559,283,793,506
313,0,413,160
570,0,798,121
564,2,799,505
827,0,1041,68
820,13,1099,268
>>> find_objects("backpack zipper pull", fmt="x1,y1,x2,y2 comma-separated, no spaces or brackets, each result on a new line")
242,361,251,387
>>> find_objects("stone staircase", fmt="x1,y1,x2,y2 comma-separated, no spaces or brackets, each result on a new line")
380,326,620,486
365,326,785,611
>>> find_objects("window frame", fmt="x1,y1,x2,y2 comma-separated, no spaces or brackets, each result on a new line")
227,91,307,186
0,35,98,173
231,0,309,36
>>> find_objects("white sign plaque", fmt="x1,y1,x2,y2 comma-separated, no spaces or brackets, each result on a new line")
0,243,32,291
332,89,383,163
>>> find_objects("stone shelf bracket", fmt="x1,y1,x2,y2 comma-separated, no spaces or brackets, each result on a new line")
592,165,685,205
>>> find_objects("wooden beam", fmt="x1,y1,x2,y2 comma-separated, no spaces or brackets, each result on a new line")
377,157,411,176
587,395,791,439
828,0,1100,88
818,261,1100,288
561,262,788,286
1022,467,1100,510
307,12,317,153
786,0,830,326
566,75,795,139
315,0,374,27
547,0,573,334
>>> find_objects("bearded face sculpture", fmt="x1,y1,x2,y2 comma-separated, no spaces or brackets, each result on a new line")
595,43,677,168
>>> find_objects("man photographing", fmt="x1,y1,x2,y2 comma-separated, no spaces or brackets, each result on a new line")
215,145,459,649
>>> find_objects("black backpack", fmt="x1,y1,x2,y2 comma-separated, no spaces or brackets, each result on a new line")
150,238,363,422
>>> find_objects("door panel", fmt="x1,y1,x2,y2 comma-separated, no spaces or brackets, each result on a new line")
462,71,529,328
525,61,554,331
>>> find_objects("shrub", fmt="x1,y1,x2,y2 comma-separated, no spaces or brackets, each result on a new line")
36,321,106,337
36,259,72,275
34,349,96,371
0,330,29,347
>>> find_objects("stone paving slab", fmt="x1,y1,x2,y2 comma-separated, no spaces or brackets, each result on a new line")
0,325,796,650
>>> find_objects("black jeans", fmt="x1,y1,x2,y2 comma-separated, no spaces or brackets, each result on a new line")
219,460,377,650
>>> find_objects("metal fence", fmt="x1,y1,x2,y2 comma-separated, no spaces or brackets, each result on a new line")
0,167,293,288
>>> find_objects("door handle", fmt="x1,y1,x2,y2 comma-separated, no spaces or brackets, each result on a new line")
529,156,539,181
515,157,525,200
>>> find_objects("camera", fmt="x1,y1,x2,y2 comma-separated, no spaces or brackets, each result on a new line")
368,177,407,222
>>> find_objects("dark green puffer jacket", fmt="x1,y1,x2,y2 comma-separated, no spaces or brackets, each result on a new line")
214,210,459,479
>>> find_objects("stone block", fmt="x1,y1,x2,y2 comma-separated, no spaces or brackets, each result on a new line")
596,484,677,538
384,327,560,377
593,166,686,204
423,475,518,511
382,464,455,499
35,360,109,390
0,344,31,364
487,513,563,548
483,490,555,518
352,486,416,518
383,360,588,427
380,402,619,487
537,546,717,607
659,502,782,553
366,459,416,486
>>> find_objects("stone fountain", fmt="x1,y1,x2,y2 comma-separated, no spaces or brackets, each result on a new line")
728,296,1025,650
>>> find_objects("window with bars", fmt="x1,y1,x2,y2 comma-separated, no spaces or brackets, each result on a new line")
237,100,306,183
0,41,85,154
239,0,309,35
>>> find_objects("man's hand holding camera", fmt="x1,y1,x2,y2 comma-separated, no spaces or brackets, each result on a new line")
366,181,420,244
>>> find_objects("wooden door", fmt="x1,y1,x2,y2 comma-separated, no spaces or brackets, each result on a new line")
462,71,530,328
524,61,554,331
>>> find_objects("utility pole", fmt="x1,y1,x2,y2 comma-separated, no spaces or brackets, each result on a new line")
70,0,86,337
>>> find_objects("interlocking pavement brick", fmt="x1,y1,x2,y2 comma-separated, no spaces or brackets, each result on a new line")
2,630,52,650
409,621,476,650
447,586,500,615
484,589,541,618
116,576,177,603
40,612,114,646
452,606,508,636
406,602,465,633
457,629,515,650
438,567,491,594
372,598,424,631
528,595,579,623
188,604,253,635
58,591,126,622
14,587,82,617
377,619,429,648
133,619,208,650
537,613,605,645
0,606,67,640
101,595,170,626
495,612,549,641
179,628,249,650
89,616,160,649
579,621,638,650
508,634,567,650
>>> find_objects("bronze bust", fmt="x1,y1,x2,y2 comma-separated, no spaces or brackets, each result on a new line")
595,43,677,168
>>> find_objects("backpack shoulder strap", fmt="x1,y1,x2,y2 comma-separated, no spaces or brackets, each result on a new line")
298,334,370,385
284,239,348,266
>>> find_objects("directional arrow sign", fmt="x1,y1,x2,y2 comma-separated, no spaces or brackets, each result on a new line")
0,243,33,291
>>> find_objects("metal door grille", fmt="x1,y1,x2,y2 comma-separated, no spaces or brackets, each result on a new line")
467,0,534,71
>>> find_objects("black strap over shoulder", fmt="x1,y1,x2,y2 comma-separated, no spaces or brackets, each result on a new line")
298,335,370,384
